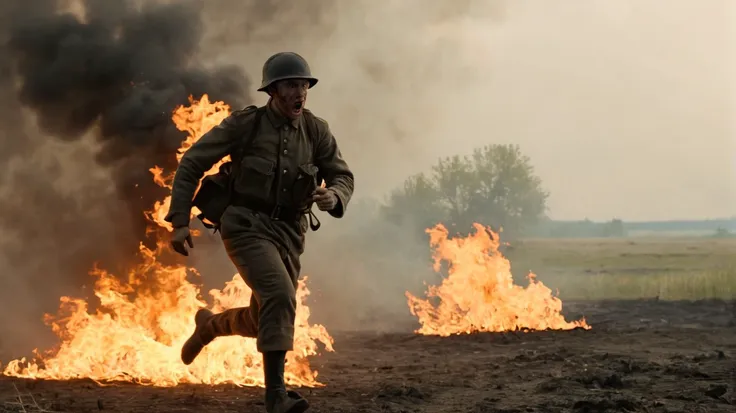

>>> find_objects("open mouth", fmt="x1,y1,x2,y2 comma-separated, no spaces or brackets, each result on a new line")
293,101,303,112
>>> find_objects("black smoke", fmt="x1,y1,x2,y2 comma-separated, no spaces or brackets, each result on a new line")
0,0,253,354
8,0,250,246
3,0,251,260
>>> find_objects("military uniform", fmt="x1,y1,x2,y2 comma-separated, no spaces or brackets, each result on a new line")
165,52,353,413
166,103,352,351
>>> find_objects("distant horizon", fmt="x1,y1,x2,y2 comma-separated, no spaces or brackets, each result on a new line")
546,216,736,223
348,195,735,224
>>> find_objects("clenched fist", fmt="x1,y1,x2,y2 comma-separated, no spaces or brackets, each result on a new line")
311,187,338,211
171,226,194,256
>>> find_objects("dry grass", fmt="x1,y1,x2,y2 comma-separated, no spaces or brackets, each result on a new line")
564,269,735,301
1,383,55,413
505,237,736,301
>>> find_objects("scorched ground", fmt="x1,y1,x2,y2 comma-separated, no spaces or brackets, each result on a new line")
1,299,733,412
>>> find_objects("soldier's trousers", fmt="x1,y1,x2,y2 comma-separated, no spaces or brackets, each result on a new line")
200,228,301,353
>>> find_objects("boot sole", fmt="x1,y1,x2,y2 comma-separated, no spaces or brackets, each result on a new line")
285,391,309,412
181,309,214,365
285,399,310,413
180,335,203,365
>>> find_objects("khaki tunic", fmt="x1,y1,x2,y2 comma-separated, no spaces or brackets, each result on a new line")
165,102,354,352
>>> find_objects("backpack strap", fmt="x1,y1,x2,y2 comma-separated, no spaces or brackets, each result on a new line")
226,105,266,213
231,105,264,168
301,109,323,231
302,109,320,151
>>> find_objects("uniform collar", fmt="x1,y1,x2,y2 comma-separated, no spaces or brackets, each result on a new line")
266,99,301,129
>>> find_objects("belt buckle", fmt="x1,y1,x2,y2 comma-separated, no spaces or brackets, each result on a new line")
271,205,282,221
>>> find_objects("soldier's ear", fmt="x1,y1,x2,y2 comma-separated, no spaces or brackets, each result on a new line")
266,84,277,97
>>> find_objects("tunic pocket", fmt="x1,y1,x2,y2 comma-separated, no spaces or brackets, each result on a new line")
234,156,275,199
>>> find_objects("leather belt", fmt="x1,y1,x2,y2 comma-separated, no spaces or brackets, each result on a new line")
231,194,304,222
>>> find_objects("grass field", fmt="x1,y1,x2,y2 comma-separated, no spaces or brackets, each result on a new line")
504,237,736,301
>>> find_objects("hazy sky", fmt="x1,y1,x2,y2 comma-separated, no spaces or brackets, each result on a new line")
208,0,734,221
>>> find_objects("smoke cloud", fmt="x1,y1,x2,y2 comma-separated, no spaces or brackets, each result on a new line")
7,0,250,239
0,0,255,355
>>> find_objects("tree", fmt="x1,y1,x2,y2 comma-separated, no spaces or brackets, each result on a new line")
382,144,548,238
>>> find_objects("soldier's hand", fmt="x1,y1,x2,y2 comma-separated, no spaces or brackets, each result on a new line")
171,226,194,257
312,187,338,211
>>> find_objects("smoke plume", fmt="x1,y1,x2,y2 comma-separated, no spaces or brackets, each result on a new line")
7,0,250,242
0,0,254,354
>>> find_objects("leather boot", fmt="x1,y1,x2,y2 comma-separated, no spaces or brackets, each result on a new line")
264,351,309,413
267,391,310,413
181,309,214,365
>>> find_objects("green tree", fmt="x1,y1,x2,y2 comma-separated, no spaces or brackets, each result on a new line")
383,144,548,238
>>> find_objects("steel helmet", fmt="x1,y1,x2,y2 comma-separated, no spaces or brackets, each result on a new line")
257,52,318,92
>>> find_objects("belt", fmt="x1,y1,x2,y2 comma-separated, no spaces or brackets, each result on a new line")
230,194,321,231
231,194,303,221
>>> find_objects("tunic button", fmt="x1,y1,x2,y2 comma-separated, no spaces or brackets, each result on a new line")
283,169,287,174
283,149,288,155
282,188,287,192
283,125,288,131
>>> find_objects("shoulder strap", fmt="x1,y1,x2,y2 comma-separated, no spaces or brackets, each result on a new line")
300,109,325,232
301,109,320,156
227,105,265,204
231,105,265,166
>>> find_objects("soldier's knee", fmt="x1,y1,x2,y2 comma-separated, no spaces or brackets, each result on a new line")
264,288,296,311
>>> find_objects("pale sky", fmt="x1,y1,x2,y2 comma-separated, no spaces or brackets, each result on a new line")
210,0,736,221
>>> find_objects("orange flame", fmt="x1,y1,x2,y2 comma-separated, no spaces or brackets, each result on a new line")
407,223,590,336
146,95,232,232
2,95,334,387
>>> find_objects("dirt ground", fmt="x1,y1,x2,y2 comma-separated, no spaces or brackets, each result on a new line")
1,299,734,413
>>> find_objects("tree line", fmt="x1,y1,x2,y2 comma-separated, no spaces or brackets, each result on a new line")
380,144,548,240
371,143,732,240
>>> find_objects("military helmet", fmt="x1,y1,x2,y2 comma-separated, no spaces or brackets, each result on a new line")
258,52,318,92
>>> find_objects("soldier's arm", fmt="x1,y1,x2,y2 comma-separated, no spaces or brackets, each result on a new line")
164,113,242,228
313,118,354,218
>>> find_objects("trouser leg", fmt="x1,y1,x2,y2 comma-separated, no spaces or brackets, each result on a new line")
201,294,259,340
223,236,298,353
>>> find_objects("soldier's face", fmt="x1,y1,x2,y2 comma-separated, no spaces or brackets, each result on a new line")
272,79,309,119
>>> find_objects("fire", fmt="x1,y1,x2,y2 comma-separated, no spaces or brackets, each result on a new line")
407,223,590,336
147,94,231,232
2,95,334,387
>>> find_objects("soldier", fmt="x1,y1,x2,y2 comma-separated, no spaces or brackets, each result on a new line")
164,52,354,413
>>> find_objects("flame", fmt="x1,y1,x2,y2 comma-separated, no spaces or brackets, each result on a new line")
407,223,590,336
146,94,232,232
2,95,334,387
